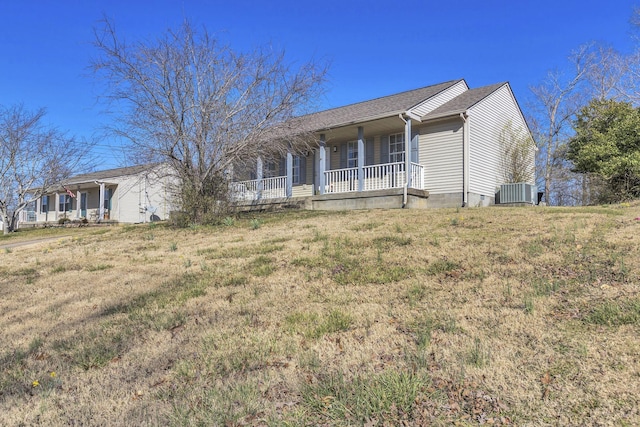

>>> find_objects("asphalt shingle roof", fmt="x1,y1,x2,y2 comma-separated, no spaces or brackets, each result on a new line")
62,164,157,185
422,82,506,120
56,81,509,187
301,79,464,130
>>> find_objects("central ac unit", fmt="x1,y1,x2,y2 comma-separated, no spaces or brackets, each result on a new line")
498,183,536,204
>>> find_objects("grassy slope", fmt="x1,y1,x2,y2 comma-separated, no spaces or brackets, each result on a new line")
1,205,639,426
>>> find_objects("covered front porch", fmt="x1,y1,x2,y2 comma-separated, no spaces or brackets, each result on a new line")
231,115,425,203
29,181,116,224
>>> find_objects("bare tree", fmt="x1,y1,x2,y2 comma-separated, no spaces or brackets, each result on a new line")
0,104,92,234
528,45,592,205
625,7,640,105
91,19,327,223
499,120,536,184
584,43,629,102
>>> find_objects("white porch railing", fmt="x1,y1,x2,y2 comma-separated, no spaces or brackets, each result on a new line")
410,162,425,190
325,167,359,193
363,162,406,191
230,176,287,201
325,162,425,193
230,162,425,200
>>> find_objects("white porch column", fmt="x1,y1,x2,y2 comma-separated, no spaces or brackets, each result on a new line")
405,118,412,188
54,192,59,219
75,190,80,219
357,126,364,192
286,151,293,198
318,134,326,195
256,156,263,200
99,182,105,221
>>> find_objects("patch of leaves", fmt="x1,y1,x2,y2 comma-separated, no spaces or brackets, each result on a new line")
412,378,511,425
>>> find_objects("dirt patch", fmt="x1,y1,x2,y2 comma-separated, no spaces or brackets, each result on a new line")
0,236,72,250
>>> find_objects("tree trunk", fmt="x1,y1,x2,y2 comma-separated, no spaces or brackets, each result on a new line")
544,170,551,205
9,214,18,233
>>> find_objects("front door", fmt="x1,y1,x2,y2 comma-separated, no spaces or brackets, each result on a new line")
80,192,87,218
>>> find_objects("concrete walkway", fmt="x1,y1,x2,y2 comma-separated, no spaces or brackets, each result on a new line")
0,236,72,250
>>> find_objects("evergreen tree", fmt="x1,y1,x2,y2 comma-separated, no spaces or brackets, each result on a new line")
567,99,640,202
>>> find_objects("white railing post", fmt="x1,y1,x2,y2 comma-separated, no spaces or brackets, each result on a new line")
286,152,293,198
405,119,412,189
99,184,105,221
256,156,263,200
357,127,364,192
319,134,326,195
55,192,60,220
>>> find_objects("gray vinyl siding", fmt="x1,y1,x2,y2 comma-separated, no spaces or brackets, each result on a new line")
305,155,313,185
419,119,463,194
467,85,535,197
371,136,381,165
328,137,381,170
410,81,469,117
330,143,341,169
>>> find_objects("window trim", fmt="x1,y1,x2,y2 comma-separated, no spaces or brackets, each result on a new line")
59,194,72,212
347,141,358,168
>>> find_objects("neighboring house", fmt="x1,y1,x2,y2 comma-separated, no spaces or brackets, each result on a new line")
232,78,535,209
26,164,174,225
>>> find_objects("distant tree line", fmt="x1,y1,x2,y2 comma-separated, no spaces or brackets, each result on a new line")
528,7,640,205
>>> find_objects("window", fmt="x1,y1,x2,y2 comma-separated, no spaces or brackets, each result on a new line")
103,188,112,210
264,161,278,178
347,141,358,168
292,156,301,184
41,195,49,213
59,194,72,212
26,202,37,222
389,133,405,163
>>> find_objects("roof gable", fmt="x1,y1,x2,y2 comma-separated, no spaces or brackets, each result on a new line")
422,82,507,121
409,80,470,117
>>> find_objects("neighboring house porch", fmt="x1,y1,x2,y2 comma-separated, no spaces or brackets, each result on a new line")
23,164,173,226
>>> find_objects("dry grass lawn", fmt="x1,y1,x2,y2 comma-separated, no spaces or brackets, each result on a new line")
1,204,639,426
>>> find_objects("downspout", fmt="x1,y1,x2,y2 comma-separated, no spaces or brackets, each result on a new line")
398,113,408,208
460,112,470,207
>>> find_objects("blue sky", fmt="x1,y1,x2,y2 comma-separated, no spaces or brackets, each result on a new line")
1,0,638,169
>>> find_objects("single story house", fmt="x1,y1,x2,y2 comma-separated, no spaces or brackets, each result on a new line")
232,78,535,209
23,164,174,225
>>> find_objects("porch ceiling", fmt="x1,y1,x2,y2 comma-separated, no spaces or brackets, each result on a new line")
51,181,117,193
317,115,408,144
